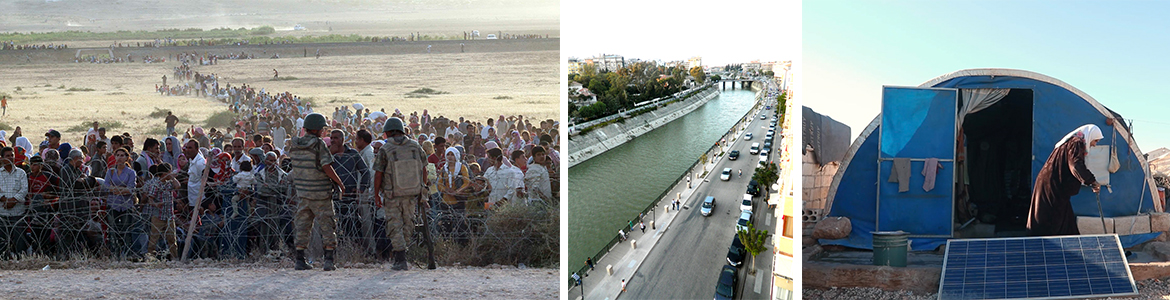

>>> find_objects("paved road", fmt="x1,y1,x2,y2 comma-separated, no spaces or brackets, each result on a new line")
620,96,780,300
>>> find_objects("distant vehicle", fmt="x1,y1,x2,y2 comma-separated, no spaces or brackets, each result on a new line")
701,196,716,217
750,143,760,155
472,30,480,37
729,150,740,161
721,168,732,181
741,194,753,212
736,210,753,232
293,24,306,31
747,179,760,196
727,235,745,267
714,265,737,300
486,34,498,40
744,133,753,140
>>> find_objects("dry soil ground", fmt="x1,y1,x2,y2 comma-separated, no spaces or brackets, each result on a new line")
0,265,557,299
0,40,558,143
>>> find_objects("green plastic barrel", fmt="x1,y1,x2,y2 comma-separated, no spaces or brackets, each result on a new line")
872,231,909,267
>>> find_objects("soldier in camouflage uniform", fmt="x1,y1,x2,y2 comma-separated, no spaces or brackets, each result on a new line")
373,117,428,270
288,113,346,271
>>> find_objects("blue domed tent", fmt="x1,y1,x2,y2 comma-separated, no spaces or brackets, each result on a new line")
821,69,1160,251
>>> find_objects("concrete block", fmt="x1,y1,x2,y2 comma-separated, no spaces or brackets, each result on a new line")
1151,212,1170,232
606,265,613,275
631,240,637,249
1115,215,1152,235
1077,216,1115,234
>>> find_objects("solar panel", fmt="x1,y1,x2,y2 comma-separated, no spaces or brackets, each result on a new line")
938,234,1138,300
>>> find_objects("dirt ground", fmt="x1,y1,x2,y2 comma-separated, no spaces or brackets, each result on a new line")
0,265,558,299
0,0,559,143
805,278,1170,300
0,43,558,143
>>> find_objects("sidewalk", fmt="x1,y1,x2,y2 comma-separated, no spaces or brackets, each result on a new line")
570,160,719,300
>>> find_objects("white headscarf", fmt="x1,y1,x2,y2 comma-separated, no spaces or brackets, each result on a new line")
1055,124,1104,152
14,137,32,158
445,147,462,186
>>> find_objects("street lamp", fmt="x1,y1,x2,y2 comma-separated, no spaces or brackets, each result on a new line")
651,207,656,229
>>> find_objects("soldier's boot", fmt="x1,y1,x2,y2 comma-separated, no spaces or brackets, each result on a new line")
391,251,409,271
322,249,336,271
294,249,311,270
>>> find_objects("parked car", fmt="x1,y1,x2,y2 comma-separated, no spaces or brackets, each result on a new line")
727,235,745,267
701,196,715,217
729,150,740,160
486,34,498,39
747,179,760,196
741,194,753,212
764,140,773,150
736,210,753,232
714,265,737,300
721,168,732,181
750,143,760,155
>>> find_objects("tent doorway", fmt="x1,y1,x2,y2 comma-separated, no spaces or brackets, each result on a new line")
961,89,1034,236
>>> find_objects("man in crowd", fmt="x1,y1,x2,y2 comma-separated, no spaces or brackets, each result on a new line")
329,129,369,243
0,147,27,258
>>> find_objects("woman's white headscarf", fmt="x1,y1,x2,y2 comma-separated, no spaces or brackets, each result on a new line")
1055,124,1104,152
14,137,32,159
445,147,462,186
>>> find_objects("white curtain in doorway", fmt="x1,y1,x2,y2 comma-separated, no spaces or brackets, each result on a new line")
959,87,1015,127
958,88,1011,128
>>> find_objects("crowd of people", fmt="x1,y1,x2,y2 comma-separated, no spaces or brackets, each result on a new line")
0,69,560,263
1,42,67,50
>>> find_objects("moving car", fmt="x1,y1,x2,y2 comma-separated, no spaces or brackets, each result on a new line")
744,133,753,140
749,143,760,155
729,150,740,160
714,265,737,300
727,235,745,267
736,210,753,232
701,196,715,217
720,168,732,181
486,34,498,39
741,194,753,212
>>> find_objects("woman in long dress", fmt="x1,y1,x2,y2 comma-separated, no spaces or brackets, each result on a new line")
1027,124,1103,236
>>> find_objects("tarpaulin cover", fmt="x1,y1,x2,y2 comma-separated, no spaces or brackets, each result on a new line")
803,106,851,165
822,74,1156,251
877,87,956,236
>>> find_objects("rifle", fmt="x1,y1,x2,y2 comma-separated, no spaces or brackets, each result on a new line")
420,193,436,269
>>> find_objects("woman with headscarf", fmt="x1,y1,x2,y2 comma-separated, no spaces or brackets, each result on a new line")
438,147,471,208
14,136,32,160
7,126,19,147
1027,124,1103,236
211,152,235,183
161,136,182,166
506,130,525,155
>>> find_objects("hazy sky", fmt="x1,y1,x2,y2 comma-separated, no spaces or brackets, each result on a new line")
805,0,1170,150
563,0,800,66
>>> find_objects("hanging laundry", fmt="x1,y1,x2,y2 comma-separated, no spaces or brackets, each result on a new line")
922,158,944,192
888,158,911,192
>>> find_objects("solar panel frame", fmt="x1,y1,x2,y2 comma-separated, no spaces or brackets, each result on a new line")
937,234,1138,300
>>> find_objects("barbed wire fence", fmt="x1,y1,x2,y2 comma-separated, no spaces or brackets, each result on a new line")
0,154,559,269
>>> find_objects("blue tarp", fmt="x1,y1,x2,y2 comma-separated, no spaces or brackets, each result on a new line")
822,75,1156,251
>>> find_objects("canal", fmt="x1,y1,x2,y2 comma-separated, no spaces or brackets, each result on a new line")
568,89,758,267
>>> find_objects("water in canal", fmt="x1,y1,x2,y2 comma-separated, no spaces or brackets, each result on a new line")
568,89,758,268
